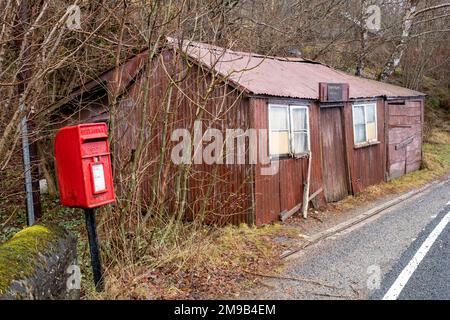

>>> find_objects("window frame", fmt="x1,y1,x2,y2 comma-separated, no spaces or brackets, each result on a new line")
268,104,290,157
289,105,310,156
352,102,378,145
268,103,310,158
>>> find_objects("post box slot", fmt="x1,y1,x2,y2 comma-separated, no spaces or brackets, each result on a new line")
81,137,108,143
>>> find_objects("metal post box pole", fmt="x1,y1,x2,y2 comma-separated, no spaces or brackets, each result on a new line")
84,208,104,292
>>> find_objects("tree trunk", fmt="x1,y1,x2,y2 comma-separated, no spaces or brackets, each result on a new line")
355,1,368,76
378,0,417,82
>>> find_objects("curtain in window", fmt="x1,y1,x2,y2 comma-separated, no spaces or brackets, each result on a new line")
269,106,290,155
354,106,366,144
270,131,290,155
291,108,307,131
365,105,377,141
270,107,288,130
268,105,310,156
292,132,308,154
291,108,308,154
353,104,377,144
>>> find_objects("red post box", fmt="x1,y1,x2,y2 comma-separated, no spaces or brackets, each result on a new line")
54,123,115,208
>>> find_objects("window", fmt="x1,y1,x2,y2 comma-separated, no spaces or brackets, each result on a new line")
269,105,290,156
352,103,377,145
269,104,309,156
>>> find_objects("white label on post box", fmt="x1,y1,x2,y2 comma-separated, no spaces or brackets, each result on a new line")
92,163,106,192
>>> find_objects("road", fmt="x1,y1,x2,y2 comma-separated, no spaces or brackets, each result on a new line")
248,179,450,300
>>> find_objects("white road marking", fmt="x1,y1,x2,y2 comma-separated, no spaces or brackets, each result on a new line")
383,210,450,300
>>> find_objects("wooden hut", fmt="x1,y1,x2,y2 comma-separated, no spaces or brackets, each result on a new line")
54,39,425,225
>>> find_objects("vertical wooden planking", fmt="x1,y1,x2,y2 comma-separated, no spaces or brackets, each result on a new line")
120,51,255,225
251,98,280,225
251,99,324,225
320,107,349,202
345,98,385,194
309,102,325,205
387,99,423,179
72,49,425,225
343,101,356,193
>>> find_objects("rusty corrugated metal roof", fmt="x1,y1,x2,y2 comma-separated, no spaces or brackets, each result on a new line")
171,39,424,100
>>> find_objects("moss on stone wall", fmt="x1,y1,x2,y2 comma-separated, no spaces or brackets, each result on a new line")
0,224,67,296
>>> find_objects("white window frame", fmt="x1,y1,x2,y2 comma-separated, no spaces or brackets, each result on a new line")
290,105,310,156
352,102,378,145
268,104,310,157
268,104,290,157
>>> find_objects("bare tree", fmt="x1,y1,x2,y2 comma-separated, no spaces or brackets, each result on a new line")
379,0,450,81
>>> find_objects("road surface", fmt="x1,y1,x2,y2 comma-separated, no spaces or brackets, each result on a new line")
248,179,450,299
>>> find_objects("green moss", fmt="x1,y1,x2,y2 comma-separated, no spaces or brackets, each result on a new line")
0,225,65,296
393,67,402,76
427,96,440,109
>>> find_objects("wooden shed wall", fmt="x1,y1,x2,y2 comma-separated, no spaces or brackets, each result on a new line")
108,50,254,225
250,98,325,225
60,49,424,226
386,98,424,179
251,97,393,224
345,98,387,194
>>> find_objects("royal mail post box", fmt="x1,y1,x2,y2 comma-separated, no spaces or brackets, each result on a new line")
54,123,115,208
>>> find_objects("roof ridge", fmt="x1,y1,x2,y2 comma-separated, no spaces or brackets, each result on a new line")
170,38,322,65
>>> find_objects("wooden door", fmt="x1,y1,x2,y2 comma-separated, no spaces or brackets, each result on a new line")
387,101,422,179
320,107,349,202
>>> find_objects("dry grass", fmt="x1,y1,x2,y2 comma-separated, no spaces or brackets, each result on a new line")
426,128,450,145
83,221,297,300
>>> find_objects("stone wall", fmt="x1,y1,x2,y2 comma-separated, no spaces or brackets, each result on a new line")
0,224,78,299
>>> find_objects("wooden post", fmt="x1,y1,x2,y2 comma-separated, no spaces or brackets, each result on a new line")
302,152,312,219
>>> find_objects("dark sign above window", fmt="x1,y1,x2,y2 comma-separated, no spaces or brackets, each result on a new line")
319,83,349,104
327,84,343,101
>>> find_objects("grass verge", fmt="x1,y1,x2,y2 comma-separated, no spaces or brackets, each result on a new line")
85,222,297,299
331,131,450,212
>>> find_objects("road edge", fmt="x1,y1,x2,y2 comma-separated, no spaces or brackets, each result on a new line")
282,176,450,260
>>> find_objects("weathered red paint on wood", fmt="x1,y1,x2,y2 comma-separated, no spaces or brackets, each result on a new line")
387,100,423,179
344,98,386,194
58,48,424,226
320,107,349,202
251,99,324,225
100,50,254,225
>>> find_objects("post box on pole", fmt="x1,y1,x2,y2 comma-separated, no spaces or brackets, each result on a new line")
54,123,115,291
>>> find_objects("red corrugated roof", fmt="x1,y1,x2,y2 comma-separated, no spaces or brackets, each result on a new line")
171,39,424,100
